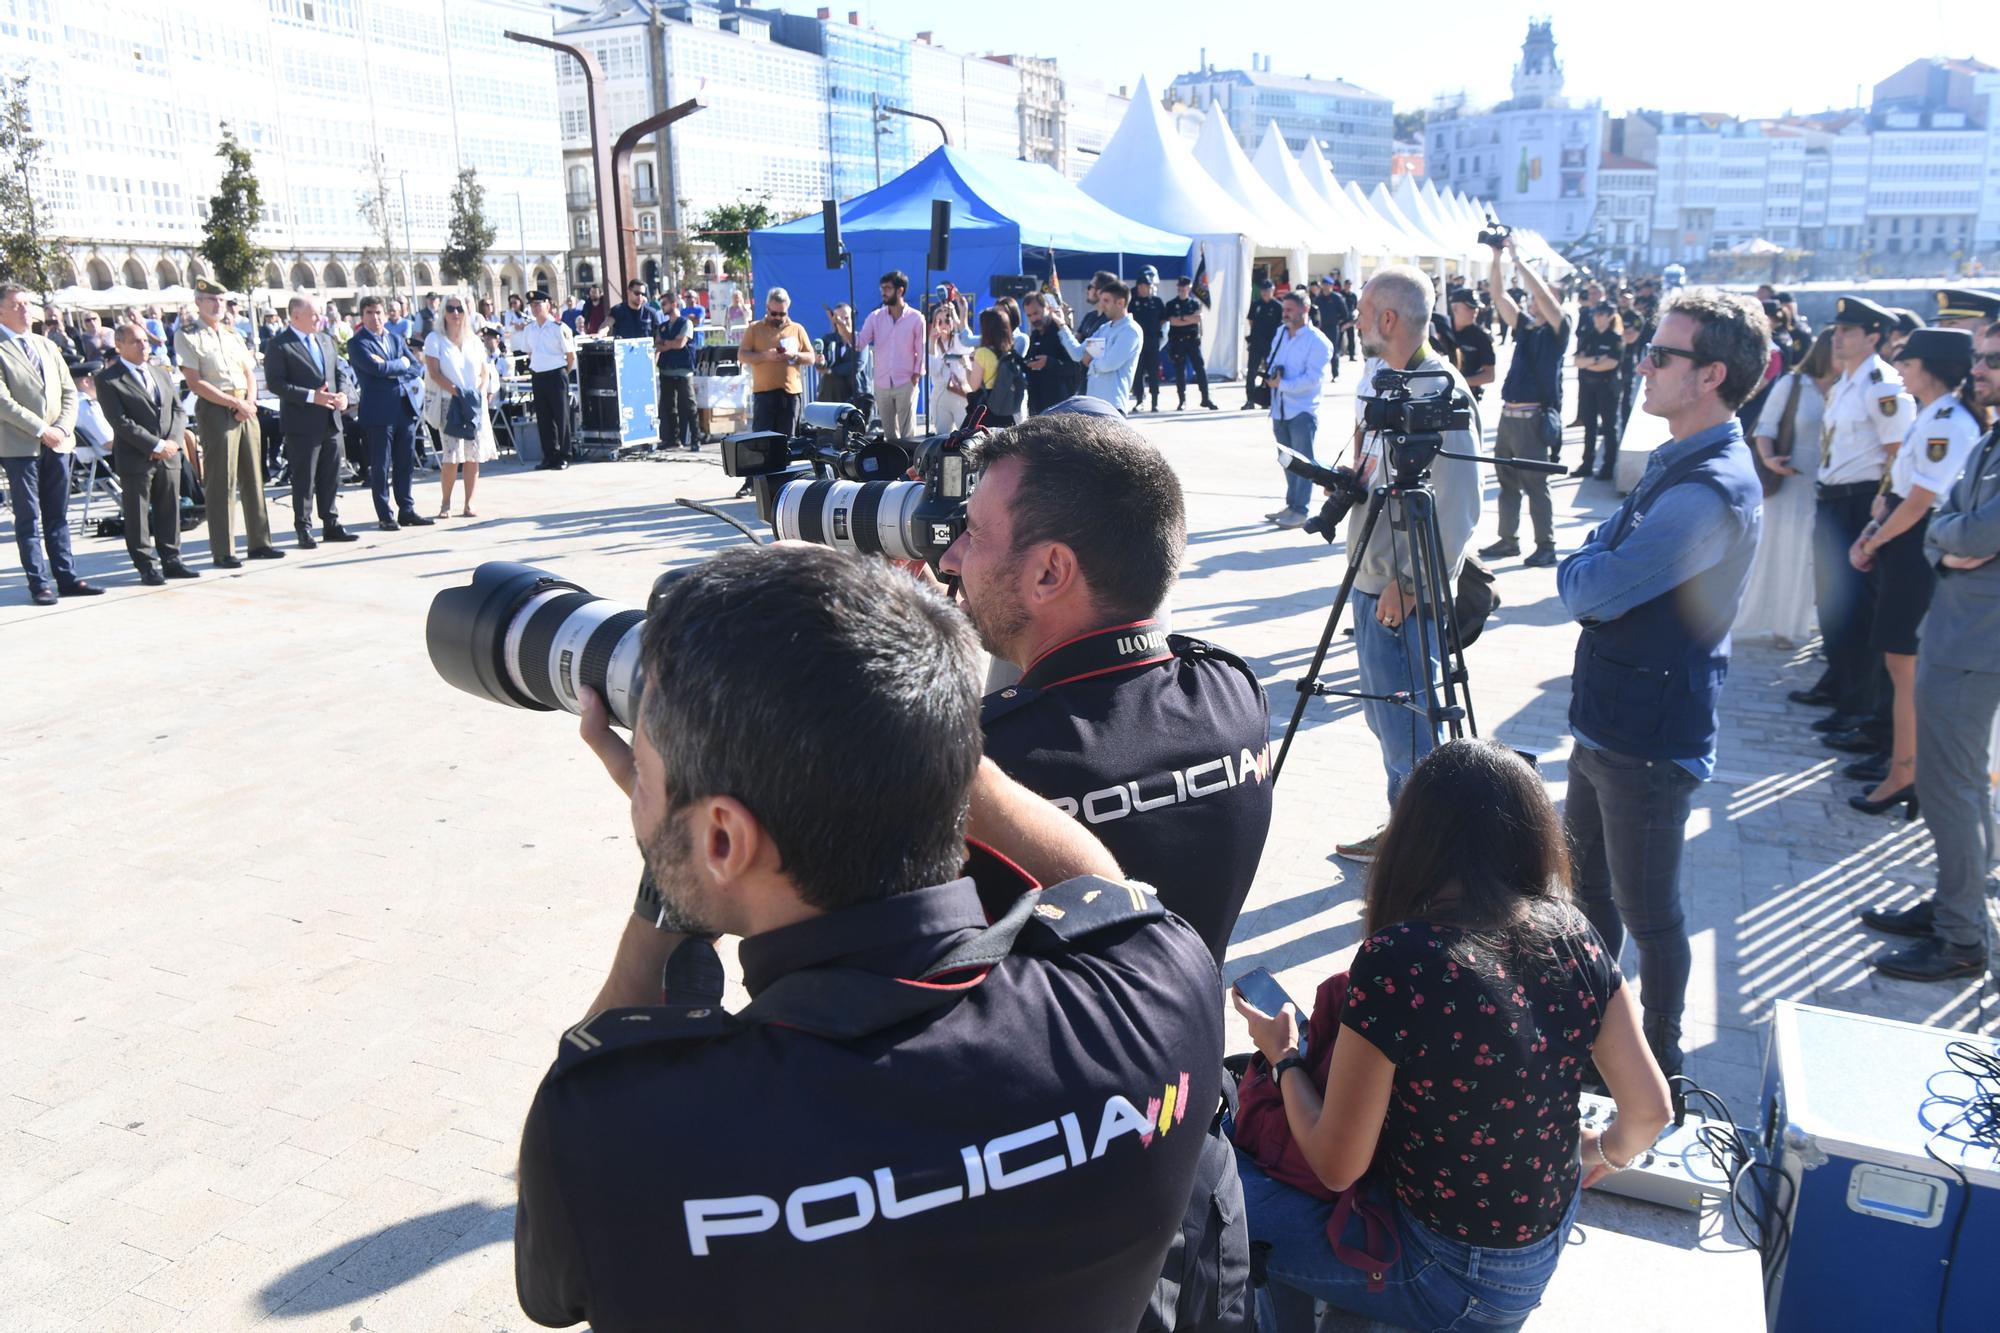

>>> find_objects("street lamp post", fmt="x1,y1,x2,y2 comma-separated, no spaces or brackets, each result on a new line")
398,170,417,318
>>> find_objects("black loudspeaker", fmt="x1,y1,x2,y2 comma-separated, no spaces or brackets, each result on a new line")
989,274,1038,301
927,199,951,271
822,200,843,270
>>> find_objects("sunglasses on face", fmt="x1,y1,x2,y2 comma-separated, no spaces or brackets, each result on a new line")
445,304,465,313
1976,351,2000,370
1642,343,1705,370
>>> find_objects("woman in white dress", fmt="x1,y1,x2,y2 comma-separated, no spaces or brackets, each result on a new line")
1736,328,1836,645
423,299,498,518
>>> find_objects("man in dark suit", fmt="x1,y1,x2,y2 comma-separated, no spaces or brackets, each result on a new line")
346,294,432,530
96,323,199,584
265,295,357,548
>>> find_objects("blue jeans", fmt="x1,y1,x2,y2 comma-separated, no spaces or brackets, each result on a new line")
1239,1151,1581,1333
1351,590,1444,805
4,445,77,596
1273,411,1318,514
364,419,418,521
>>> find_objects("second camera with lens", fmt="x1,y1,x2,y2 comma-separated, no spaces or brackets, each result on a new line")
723,405,981,571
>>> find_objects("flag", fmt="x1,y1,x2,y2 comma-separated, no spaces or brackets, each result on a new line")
1193,246,1212,308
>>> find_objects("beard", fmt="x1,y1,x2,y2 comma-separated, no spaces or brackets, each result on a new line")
962,557,1031,661
639,803,715,936
1359,324,1387,360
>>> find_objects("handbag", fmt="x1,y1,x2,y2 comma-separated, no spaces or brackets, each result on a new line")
1752,372,1803,498
1229,971,1402,1292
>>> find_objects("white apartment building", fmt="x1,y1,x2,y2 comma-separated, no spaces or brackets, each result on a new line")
553,0,829,291
907,34,1022,163
1424,21,1604,245
1594,155,1656,269
12,0,568,302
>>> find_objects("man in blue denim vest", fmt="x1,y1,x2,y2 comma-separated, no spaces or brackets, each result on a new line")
1558,289,1769,1079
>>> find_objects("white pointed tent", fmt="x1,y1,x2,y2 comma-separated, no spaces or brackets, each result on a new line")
1252,124,1372,274
1371,183,1451,274
1190,111,1314,298
1397,176,1477,274
1082,77,1256,376
1303,140,1431,263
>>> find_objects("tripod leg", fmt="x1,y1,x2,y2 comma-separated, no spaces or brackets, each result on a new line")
1273,488,1389,784
1418,489,1479,738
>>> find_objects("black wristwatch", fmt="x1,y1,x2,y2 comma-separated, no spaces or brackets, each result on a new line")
1273,1054,1308,1086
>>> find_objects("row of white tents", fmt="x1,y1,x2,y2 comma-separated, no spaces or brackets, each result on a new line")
1077,78,1574,377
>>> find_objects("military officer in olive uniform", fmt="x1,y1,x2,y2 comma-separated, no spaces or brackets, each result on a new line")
1803,297,1911,755
177,278,281,568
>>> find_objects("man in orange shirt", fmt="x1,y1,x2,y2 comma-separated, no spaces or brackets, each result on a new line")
738,287,816,438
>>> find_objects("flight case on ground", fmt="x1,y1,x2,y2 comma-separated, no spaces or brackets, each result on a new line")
1758,1000,2000,1332
577,337,659,457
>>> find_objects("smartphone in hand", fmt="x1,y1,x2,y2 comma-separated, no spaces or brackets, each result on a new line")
1234,966,1307,1060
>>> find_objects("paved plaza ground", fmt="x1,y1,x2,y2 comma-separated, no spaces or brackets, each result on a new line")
2,356,1995,1331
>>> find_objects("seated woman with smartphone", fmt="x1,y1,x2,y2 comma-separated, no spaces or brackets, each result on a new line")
1232,739,1671,1332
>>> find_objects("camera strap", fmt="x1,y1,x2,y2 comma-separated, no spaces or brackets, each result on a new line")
1017,619,1173,693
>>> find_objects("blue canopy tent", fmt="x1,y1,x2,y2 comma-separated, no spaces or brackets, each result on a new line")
749,146,1191,334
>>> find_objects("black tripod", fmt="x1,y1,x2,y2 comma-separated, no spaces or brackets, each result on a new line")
1269,427,1564,784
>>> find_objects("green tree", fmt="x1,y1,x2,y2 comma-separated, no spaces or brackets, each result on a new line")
695,198,774,279
199,125,267,292
439,167,497,288
0,74,64,293
1393,108,1427,142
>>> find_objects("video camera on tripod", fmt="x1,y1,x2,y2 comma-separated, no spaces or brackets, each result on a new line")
1278,368,1476,542
723,401,982,573
1269,364,1560,782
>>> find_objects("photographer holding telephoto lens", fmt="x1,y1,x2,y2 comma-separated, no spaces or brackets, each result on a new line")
510,544,1224,1332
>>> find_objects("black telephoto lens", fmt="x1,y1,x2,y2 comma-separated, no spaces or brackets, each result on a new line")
427,561,649,729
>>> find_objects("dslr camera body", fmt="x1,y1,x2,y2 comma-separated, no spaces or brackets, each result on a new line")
1477,219,1513,249
723,401,980,573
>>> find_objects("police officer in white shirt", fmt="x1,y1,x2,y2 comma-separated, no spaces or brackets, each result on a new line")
1806,297,1914,757
511,291,577,469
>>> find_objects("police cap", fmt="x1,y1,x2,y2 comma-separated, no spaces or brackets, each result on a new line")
1894,327,1974,366
527,289,551,303
1890,307,1924,336
1448,288,1479,309
1937,288,2000,324
1832,295,1894,335
1176,274,1192,287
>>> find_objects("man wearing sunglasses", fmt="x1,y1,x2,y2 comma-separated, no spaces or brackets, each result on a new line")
1557,289,1769,1083
1800,297,1913,757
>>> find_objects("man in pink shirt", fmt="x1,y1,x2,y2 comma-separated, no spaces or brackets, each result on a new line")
846,270,927,441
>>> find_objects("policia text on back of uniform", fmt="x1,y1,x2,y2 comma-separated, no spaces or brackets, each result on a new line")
514,544,1224,1332
602,408,1274,1001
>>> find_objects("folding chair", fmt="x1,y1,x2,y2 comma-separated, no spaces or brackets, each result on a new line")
72,439,122,529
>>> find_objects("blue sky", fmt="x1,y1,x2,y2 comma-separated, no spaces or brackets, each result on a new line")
841,1,1985,118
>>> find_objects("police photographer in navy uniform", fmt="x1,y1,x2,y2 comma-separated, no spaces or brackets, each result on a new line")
517,544,1224,1332
940,405,1275,964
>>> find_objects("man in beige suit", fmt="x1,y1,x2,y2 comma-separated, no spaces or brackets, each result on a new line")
0,281,97,605
98,322,200,585
177,277,281,569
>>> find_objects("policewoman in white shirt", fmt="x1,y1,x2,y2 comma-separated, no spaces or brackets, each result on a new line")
1845,328,1987,818
1809,296,1914,745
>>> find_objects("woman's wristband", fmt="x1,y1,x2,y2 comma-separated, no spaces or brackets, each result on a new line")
1272,1053,1308,1086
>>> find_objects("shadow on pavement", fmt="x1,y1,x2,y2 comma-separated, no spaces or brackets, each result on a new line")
258,1199,514,1316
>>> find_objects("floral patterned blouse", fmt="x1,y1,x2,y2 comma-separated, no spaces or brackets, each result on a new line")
1341,912,1622,1247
